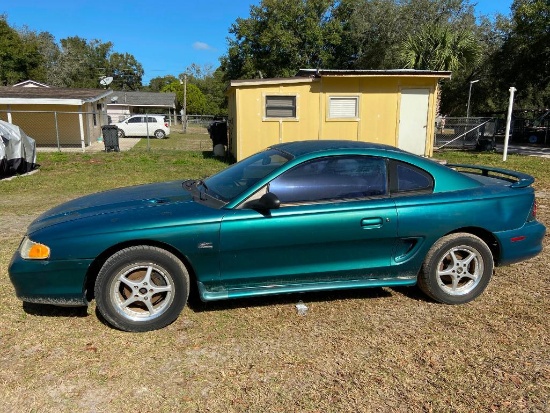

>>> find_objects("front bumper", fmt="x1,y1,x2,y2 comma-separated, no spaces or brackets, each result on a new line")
9,251,92,306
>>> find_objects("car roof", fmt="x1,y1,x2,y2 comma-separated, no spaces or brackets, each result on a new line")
270,140,405,157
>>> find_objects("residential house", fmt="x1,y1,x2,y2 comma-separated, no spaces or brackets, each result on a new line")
0,85,112,148
106,91,176,124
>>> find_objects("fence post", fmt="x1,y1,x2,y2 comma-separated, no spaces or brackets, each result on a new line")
54,111,61,151
146,112,150,151
503,87,517,162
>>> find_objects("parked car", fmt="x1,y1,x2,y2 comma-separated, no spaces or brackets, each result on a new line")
115,115,170,139
9,141,545,332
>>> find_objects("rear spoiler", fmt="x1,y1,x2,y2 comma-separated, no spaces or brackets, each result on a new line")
447,164,535,188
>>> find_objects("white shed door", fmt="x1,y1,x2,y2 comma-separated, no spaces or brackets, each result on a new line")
398,89,430,155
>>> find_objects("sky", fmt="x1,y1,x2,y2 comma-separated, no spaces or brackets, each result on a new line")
2,0,513,85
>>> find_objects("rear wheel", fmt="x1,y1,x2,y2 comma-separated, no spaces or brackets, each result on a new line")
154,129,166,139
95,246,189,332
418,233,493,304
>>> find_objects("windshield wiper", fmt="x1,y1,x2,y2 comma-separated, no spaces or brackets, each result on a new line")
197,179,208,191
193,179,210,200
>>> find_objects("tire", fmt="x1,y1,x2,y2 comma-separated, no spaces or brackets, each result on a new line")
95,246,189,332
154,129,166,139
418,233,493,304
117,128,125,139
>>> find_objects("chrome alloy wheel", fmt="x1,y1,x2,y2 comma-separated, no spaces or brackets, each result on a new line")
436,245,483,296
109,263,175,322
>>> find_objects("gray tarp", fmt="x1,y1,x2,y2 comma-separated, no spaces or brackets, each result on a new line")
0,120,37,178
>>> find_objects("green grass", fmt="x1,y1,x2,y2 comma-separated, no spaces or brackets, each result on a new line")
434,150,550,190
1,130,227,215
0,143,549,412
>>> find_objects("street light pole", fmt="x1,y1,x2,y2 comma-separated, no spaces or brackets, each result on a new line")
466,79,479,119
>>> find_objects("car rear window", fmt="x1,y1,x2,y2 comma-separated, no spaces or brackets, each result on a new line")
388,160,434,195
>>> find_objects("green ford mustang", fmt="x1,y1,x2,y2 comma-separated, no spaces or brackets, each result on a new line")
9,141,546,332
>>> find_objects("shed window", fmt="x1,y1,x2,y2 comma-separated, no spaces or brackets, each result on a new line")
329,97,358,118
265,96,296,118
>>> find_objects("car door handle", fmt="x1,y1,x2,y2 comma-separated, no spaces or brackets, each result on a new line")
361,217,383,228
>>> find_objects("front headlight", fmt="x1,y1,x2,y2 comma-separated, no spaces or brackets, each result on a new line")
20,237,51,260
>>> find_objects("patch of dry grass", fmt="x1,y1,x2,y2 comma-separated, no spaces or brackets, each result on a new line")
0,147,549,412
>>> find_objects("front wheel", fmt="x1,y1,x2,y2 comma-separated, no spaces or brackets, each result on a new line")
117,128,125,139
418,233,494,304
95,246,189,332
154,129,166,139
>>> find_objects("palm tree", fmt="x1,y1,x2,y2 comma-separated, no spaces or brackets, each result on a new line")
400,25,480,72
400,25,481,116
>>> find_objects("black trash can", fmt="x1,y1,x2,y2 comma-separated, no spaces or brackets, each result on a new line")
102,125,120,152
207,121,228,146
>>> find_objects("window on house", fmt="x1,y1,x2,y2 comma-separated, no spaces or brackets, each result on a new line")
329,97,359,119
265,96,296,118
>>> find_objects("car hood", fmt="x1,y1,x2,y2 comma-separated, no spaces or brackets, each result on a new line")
28,180,196,234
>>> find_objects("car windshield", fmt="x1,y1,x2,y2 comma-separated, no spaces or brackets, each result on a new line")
204,148,292,201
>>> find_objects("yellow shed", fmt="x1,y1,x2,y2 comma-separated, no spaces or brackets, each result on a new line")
227,69,451,161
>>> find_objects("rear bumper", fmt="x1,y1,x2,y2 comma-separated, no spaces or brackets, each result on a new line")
495,221,546,266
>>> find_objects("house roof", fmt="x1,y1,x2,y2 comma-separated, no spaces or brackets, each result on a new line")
107,91,176,108
12,80,51,88
0,86,113,105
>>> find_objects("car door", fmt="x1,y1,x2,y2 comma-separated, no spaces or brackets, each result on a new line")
218,155,398,290
124,116,144,136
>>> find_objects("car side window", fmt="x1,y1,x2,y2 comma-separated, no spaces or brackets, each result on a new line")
269,156,387,204
146,117,157,123
391,161,434,194
128,117,142,124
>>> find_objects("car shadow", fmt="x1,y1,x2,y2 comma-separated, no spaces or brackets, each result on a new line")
20,287,428,322
389,285,433,302
186,287,394,313
22,302,89,318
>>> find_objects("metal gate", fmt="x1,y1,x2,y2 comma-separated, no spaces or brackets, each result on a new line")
435,117,496,150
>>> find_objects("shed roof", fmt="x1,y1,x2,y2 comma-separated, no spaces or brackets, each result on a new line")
295,69,452,78
230,68,452,88
0,86,113,105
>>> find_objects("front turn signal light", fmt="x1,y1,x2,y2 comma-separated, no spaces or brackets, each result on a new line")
20,237,51,260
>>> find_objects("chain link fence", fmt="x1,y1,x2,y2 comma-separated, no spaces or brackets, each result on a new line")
0,109,104,150
435,117,499,151
0,110,222,152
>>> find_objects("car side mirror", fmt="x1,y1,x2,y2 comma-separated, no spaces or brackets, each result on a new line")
247,192,280,211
